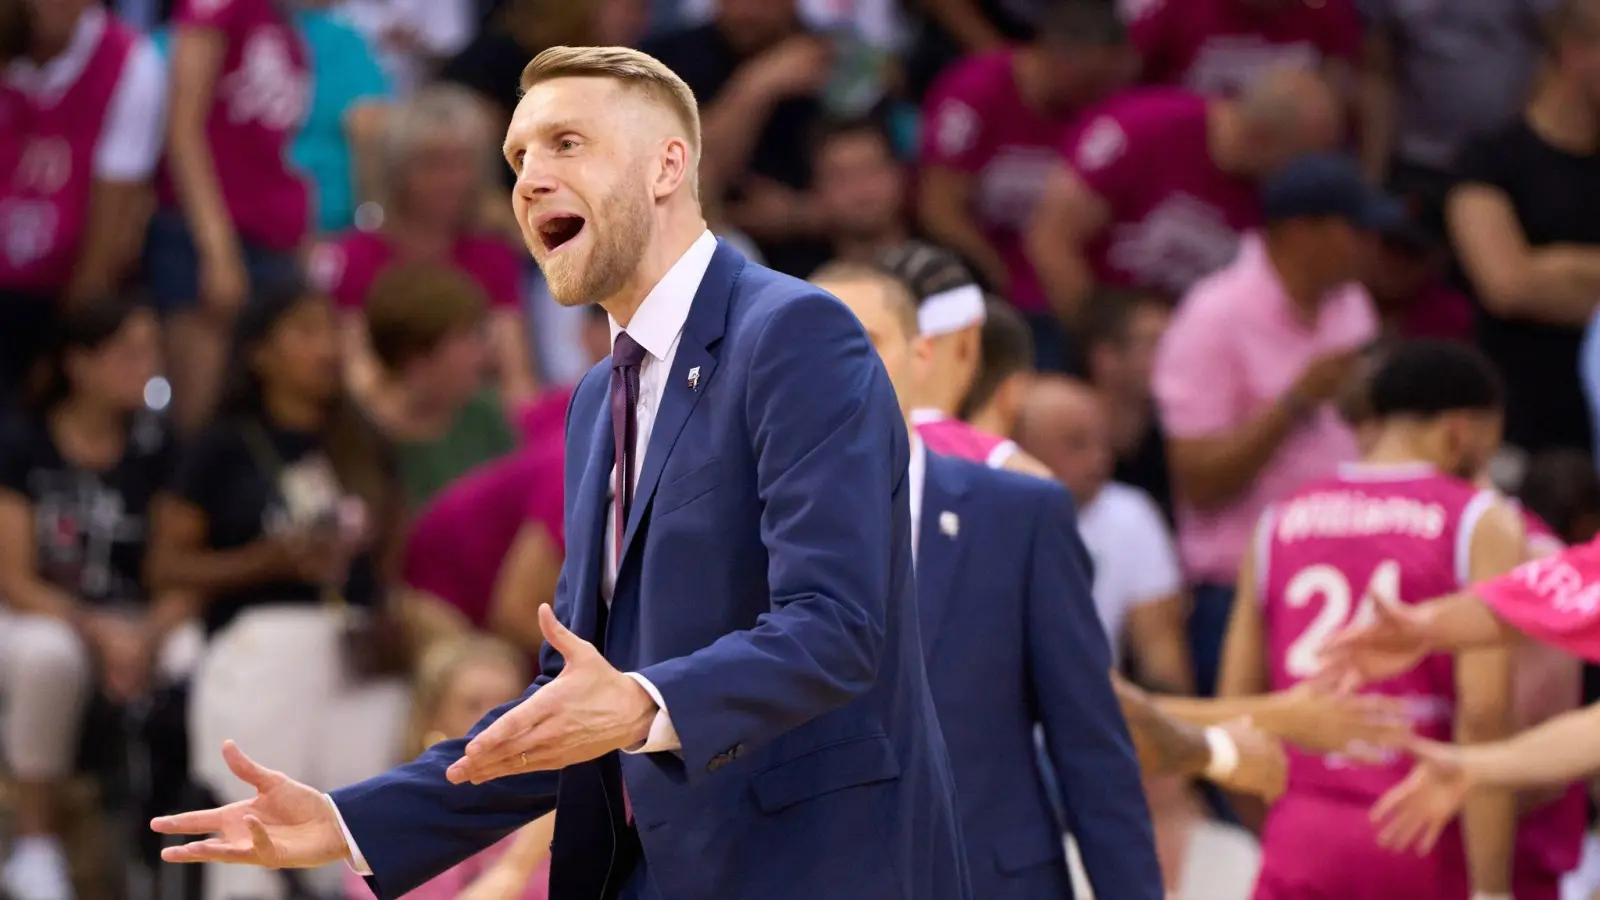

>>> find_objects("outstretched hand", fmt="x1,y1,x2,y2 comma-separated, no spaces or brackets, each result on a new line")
447,605,659,785
1370,739,1474,854
1314,592,1435,691
150,741,347,869
1210,718,1288,802
1259,682,1415,757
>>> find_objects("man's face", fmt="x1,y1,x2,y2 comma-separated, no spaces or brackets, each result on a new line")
813,131,905,241
717,0,798,52
821,278,924,417
505,77,654,307
412,327,488,409
1091,302,1168,399
1026,389,1114,504
1306,217,1372,289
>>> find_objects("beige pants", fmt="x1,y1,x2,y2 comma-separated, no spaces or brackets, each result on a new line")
0,610,94,780
189,606,409,900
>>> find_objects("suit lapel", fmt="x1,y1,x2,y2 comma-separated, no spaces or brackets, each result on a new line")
569,385,614,644
916,453,972,660
618,240,743,566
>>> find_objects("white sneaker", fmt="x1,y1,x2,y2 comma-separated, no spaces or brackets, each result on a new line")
1,837,74,900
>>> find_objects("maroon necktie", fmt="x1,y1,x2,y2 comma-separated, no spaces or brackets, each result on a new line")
611,331,648,563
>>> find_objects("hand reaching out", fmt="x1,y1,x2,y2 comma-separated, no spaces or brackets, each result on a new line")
1258,682,1415,757
1209,718,1288,802
1370,739,1474,854
1315,592,1436,691
150,741,348,869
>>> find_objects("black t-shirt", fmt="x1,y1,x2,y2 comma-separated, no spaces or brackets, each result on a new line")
1454,120,1600,455
1113,418,1173,526
639,24,823,274
0,411,175,607
170,416,384,635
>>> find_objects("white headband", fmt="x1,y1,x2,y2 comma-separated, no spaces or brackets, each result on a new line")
918,284,987,336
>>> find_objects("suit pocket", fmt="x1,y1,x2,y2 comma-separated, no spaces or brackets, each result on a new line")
652,457,723,516
750,733,901,813
992,826,1064,874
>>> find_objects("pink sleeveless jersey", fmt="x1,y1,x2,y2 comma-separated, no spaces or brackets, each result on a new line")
910,409,1017,468
0,16,136,293
1258,462,1496,802
307,230,524,311
158,0,310,252
1058,88,1261,298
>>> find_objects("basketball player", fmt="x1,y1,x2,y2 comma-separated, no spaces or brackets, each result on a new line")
1218,339,1523,900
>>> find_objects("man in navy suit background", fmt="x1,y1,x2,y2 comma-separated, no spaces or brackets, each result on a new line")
810,259,1163,900
151,46,970,900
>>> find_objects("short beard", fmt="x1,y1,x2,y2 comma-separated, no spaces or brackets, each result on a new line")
542,178,651,308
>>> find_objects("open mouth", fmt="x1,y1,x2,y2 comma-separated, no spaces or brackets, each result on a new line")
539,215,586,252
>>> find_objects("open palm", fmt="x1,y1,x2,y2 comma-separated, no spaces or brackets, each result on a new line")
1316,593,1433,690
151,741,347,869
1370,740,1472,855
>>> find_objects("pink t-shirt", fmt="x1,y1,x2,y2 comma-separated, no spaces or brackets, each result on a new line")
516,384,575,448
910,408,1018,468
919,49,1071,312
402,444,563,631
1061,88,1261,298
158,0,310,252
0,14,135,293
308,230,524,310
1127,0,1362,96
344,837,549,900
1259,463,1493,800
1153,233,1377,582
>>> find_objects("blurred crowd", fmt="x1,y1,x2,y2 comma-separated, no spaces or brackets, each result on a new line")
4,0,1600,898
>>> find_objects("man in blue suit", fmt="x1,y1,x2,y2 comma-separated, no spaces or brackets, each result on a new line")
151,46,970,900
810,259,1163,900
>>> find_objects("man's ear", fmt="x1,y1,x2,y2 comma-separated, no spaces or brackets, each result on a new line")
654,137,692,200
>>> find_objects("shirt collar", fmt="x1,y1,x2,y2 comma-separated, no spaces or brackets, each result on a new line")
607,230,717,361
4,7,105,98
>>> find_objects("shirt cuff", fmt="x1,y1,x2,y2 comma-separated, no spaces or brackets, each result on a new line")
324,794,372,876
623,672,681,754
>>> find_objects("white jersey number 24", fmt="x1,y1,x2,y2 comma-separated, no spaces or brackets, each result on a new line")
1283,559,1402,679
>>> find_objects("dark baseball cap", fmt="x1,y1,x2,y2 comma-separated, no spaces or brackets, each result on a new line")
1262,154,1405,231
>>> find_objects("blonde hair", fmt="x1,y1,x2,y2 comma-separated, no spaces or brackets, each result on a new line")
382,84,494,219
520,45,702,196
407,635,529,758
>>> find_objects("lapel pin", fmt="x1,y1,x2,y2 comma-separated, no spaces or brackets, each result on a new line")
939,511,959,538
687,366,701,391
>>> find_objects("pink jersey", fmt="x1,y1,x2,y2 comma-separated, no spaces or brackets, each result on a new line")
1127,0,1362,96
911,409,1017,468
1482,537,1600,661
1061,88,1261,297
1259,462,1497,802
0,16,136,292
918,50,1071,312
157,0,310,252
308,230,524,311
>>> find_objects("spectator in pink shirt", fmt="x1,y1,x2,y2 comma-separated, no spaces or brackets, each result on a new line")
308,85,540,409
148,0,311,432
1152,153,1383,696
916,0,1132,370
345,636,551,900
1127,0,1362,97
1027,69,1342,325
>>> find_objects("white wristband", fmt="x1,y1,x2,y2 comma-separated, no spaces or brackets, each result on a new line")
1203,726,1239,780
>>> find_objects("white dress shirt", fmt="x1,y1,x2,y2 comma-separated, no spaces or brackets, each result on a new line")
331,230,719,874
908,433,925,567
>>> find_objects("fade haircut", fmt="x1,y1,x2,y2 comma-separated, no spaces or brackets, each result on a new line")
366,263,488,372
1368,339,1505,419
520,46,702,196
959,297,1034,419
810,259,920,338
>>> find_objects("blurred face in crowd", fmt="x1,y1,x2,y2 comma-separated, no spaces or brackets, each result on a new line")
508,77,680,307
1017,378,1114,505
1234,70,1343,176
815,274,929,419
398,136,481,228
813,129,905,242
1365,238,1442,312
254,296,343,405
412,326,489,408
1554,28,1600,102
69,309,161,412
23,0,87,57
1038,39,1132,111
1088,301,1168,402
594,0,650,46
430,658,525,743
1268,217,1371,294
716,0,799,54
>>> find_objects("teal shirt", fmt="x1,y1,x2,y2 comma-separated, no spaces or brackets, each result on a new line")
148,15,390,234
291,9,391,234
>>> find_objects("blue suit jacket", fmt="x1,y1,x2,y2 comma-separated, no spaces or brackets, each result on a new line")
916,452,1160,900
332,242,971,900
